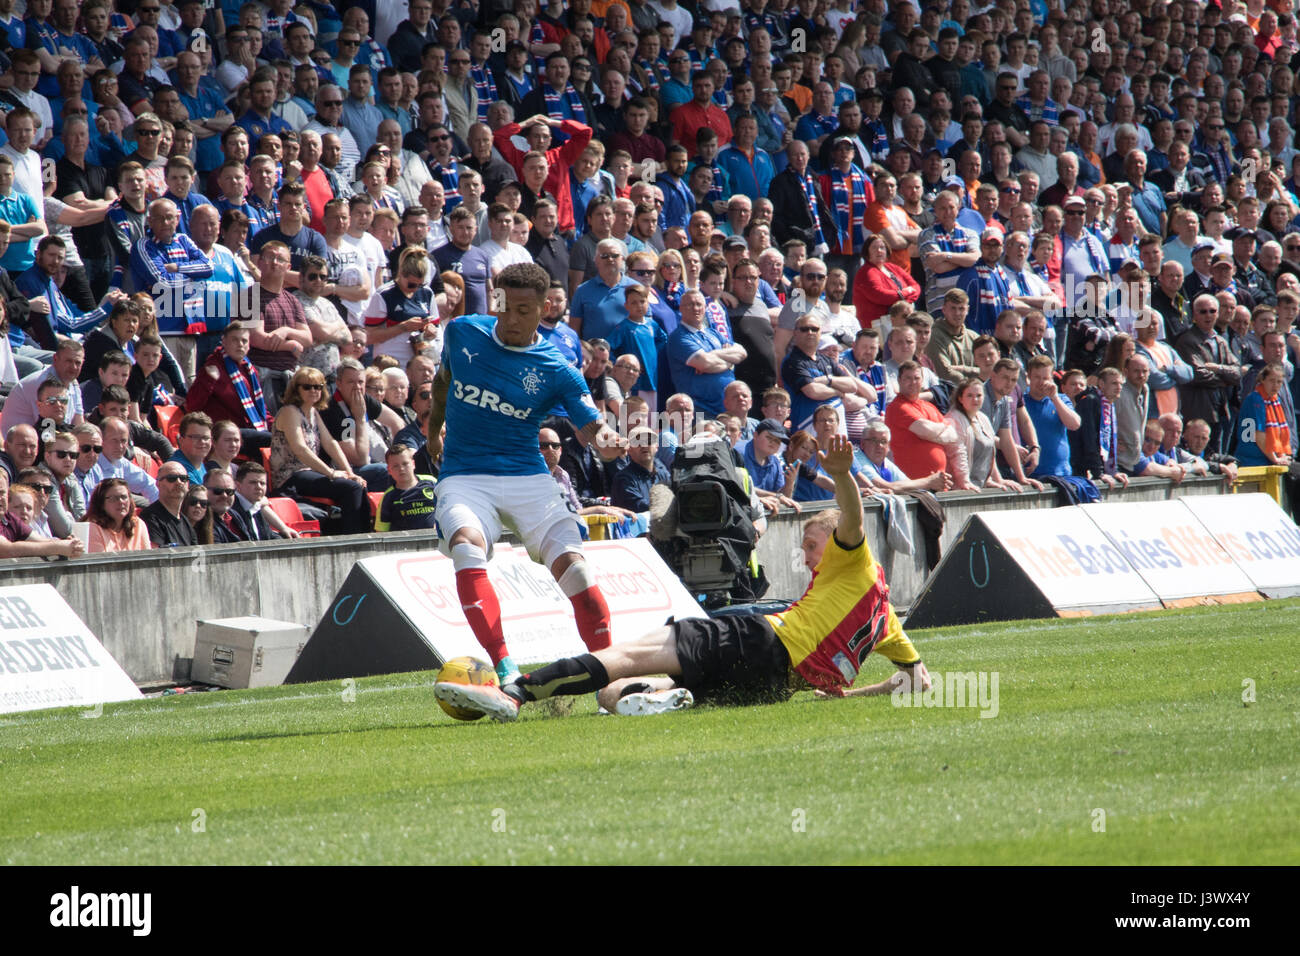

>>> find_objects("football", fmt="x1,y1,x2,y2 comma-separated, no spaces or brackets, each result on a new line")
435,657,500,721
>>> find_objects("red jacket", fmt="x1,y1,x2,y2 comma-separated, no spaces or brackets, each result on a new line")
185,353,265,430
494,119,593,233
853,262,922,327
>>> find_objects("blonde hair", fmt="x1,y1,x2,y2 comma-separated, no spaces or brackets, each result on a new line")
803,509,841,538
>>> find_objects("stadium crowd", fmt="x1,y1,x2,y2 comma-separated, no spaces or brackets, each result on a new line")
2,0,1300,559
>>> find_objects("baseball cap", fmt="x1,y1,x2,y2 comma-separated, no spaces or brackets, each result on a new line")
1192,237,1219,254
1212,251,1234,265
1225,226,1258,242
1063,195,1086,210
723,236,747,250
755,419,790,442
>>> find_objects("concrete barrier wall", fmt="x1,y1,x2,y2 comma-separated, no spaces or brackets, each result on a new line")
1,475,1229,685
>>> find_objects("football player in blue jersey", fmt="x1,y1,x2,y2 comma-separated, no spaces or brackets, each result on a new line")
428,262,628,684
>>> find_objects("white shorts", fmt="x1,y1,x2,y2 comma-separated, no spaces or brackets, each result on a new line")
434,473,583,564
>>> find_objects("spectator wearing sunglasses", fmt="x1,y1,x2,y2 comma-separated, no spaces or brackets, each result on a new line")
140,460,198,547
37,430,86,536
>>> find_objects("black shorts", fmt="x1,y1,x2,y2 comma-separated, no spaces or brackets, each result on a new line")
672,614,793,707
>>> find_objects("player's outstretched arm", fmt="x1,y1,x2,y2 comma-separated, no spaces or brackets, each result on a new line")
427,364,451,460
817,434,864,548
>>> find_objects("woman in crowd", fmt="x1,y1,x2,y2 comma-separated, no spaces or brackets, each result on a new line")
87,478,152,552
1264,200,1297,240
945,377,1017,492
626,250,677,334
1134,310,1191,417
655,249,686,313
184,485,214,545
205,420,243,478
853,234,922,328
270,367,369,534
438,270,466,321
1099,332,1136,380
6,484,47,538
383,369,415,425
681,247,703,293
1236,364,1294,468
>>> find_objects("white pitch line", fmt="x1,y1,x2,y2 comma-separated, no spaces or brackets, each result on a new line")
0,681,427,727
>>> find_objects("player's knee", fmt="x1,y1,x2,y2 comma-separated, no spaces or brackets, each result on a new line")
554,555,595,594
539,525,583,571
450,540,489,571
450,526,488,552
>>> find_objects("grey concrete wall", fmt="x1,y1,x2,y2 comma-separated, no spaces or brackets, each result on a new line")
1,476,1228,684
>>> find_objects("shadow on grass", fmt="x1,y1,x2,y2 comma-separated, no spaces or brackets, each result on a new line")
203,723,465,743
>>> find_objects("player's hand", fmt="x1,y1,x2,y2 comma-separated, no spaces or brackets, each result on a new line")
813,686,847,700
594,425,627,460
427,432,443,462
816,433,854,477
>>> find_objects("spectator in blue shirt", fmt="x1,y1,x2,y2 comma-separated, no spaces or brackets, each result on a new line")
717,115,776,200
667,289,746,416
20,236,128,337
739,418,801,514
237,67,294,152
341,64,386,159
1023,355,1082,477
0,154,45,274
570,238,639,341
659,145,695,232
606,283,667,411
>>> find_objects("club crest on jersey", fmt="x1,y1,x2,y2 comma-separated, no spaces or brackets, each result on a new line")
521,367,542,396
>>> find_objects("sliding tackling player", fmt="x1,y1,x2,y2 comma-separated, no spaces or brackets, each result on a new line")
436,434,931,717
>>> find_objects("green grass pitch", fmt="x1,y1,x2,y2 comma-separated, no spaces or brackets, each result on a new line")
2,600,1297,865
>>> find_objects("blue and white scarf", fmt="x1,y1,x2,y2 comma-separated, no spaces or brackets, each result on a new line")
543,82,586,125
471,64,498,122
827,166,868,255
432,158,462,211
798,172,827,248
218,345,267,431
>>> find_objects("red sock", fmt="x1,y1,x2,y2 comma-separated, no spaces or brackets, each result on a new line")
569,585,612,651
455,568,509,664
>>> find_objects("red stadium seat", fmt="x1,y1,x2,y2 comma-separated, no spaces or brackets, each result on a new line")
266,497,321,537
155,404,183,445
